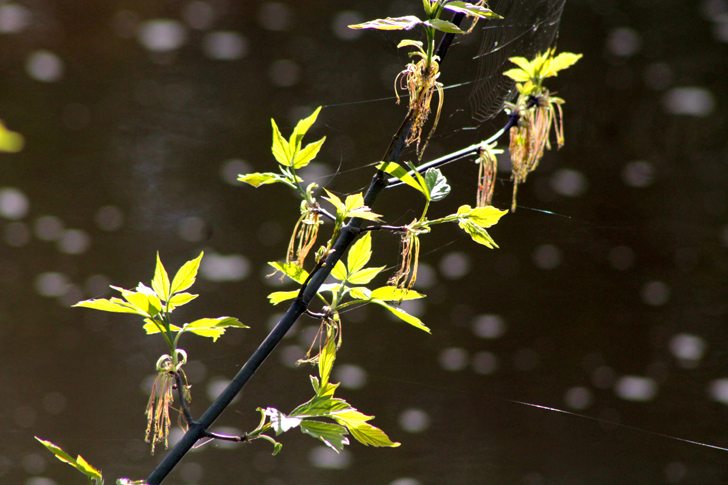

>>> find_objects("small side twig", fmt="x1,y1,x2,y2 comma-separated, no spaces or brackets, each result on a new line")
204,430,249,443
312,207,336,222
174,372,194,427
361,224,409,233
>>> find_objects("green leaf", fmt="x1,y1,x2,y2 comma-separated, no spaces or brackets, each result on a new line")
457,205,508,228
334,413,400,448
151,253,171,301
347,206,383,221
508,56,534,77
424,168,450,201
170,252,204,295
143,321,181,335
406,161,430,201
347,232,372,273
268,290,299,305
268,261,310,284
370,287,425,301
299,420,350,452
292,136,326,169
238,172,289,187
397,39,423,49
542,52,583,78
371,300,431,333
377,162,428,197
289,106,322,153
180,317,247,341
168,292,198,309
348,16,422,30
0,121,24,153
322,189,346,217
271,118,291,166
73,298,142,315
264,408,302,435
35,437,103,480
290,392,350,418
122,291,162,318
319,332,336,386
331,260,348,281
443,1,502,20
424,18,465,34
348,287,372,300
348,266,385,285
458,219,499,248
503,67,531,82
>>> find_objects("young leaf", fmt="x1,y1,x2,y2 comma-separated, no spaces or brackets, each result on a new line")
423,18,465,34
371,300,431,333
377,162,427,197
347,266,385,285
542,52,583,78
167,292,198,309
289,106,322,152
458,219,498,248
443,1,502,19
238,172,289,187
170,252,204,295
348,16,422,31
347,232,372,274
299,420,350,452
268,290,299,305
122,291,162,318
268,261,310,284
292,136,326,169
369,287,425,301
73,298,143,315
348,287,372,300
322,189,346,217
424,168,450,202
458,205,508,228
503,68,531,83
143,321,181,335
397,39,423,49
182,317,247,342
151,253,171,301
271,119,291,166
319,331,337,386
35,437,104,480
406,161,431,201
331,260,348,281
332,409,400,447
264,408,303,435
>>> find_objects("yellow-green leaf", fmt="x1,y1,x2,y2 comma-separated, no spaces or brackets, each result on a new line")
503,68,531,82
268,290,299,305
348,16,422,30
268,261,310,284
143,321,181,335
75,455,102,478
370,287,425,301
73,298,142,315
344,192,365,212
0,121,24,153
289,106,322,152
458,219,499,248
319,331,336,386
348,266,385,285
123,291,162,317
347,207,383,221
170,252,203,295
151,253,171,301
299,420,350,452
35,437,104,479
271,118,291,166
347,232,372,273
458,205,508,228
182,317,247,342
331,260,348,281
238,172,288,187
322,189,346,217
292,136,326,169
168,292,198,309
377,162,427,197
423,18,465,34
372,300,430,333
508,56,534,77
443,1,502,19
332,409,400,448
349,287,372,300
542,52,583,78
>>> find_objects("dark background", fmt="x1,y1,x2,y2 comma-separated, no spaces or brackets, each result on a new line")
1,1,727,484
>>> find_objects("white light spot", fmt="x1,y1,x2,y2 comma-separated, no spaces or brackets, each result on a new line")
298,325,320,347
564,386,593,410
25,478,57,485
309,446,351,469
332,11,364,40
138,19,187,52
95,206,124,231
643,62,672,90
4,222,29,247
0,187,29,219
390,479,421,485
550,169,588,197
622,160,655,188
334,364,367,390
669,333,706,368
708,379,728,405
399,298,425,318
57,229,90,255
258,3,293,31
472,314,506,339
280,345,304,368
202,31,248,60
641,280,670,306
663,87,715,117
268,59,300,87
606,27,642,57
615,376,658,401
438,251,470,279
26,50,64,82
206,377,239,403
0,3,31,34
608,245,635,271
200,252,250,282
713,15,728,42
412,262,436,289
665,462,687,484
472,351,498,375
182,1,215,30
532,244,562,269
438,347,468,371
178,216,206,242
35,272,69,297
399,408,430,433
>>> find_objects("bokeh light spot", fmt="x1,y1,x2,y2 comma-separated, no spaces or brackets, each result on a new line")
399,408,430,433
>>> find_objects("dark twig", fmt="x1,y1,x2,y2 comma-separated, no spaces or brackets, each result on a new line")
204,431,248,443
175,372,194,427
145,12,465,485
361,224,410,233
312,207,336,222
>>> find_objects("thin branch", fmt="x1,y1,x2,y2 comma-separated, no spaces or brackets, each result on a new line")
361,224,409,233
204,431,248,443
312,207,336,222
145,12,466,485
175,372,194,427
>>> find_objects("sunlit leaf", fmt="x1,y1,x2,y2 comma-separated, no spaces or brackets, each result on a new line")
347,206,382,222
347,232,372,273
182,317,247,342
443,1,502,19
292,136,326,169
503,68,531,82
265,407,302,435
168,292,198,309
348,266,385,285
369,287,425,301
290,392,349,418
35,437,103,480
371,300,431,333
322,189,346,217
457,205,507,228
348,287,372,300
289,106,322,152
151,253,171,301
268,261,310,284
143,321,181,335
0,121,24,153
271,118,291,166
348,16,422,30
338,418,400,448
238,172,289,187
542,52,583,78
406,161,430,200
508,56,534,77
268,290,299,305
170,252,204,295
75,455,103,478
424,168,450,201
73,298,142,315
299,420,350,452
331,260,348,281
319,331,336,386
317,283,340,293
397,39,423,49
458,219,498,248
377,162,427,197
423,18,465,34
